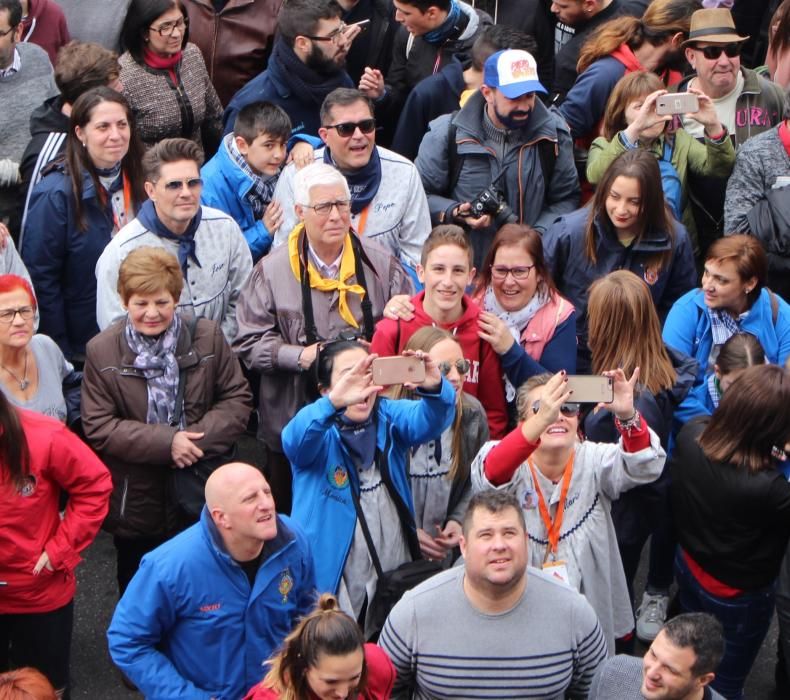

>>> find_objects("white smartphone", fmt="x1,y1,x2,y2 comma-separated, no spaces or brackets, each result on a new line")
565,375,614,403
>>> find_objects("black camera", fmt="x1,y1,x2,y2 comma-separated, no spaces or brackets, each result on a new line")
469,186,517,228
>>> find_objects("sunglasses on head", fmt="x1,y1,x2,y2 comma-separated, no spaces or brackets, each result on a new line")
531,400,580,417
693,43,741,60
324,119,376,137
438,359,471,376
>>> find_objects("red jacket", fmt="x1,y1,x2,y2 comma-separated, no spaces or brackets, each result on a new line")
0,409,112,614
20,0,71,66
244,643,396,699
370,291,508,438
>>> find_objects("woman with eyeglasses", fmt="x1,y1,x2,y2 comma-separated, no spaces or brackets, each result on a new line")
472,369,665,654
473,223,577,406
543,148,697,372
21,86,146,366
388,327,488,563
119,0,223,153
281,338,455,637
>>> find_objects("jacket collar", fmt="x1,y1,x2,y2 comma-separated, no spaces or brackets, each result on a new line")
592,212,675,254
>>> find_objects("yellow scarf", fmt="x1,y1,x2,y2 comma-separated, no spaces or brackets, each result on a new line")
288,224,366,329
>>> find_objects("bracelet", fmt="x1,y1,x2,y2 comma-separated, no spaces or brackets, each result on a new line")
705,127,727,142
614,410,642,434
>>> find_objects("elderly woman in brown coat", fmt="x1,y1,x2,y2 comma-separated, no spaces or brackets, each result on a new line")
81,246,251,594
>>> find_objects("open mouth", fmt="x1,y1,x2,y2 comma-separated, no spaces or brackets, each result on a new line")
546,425,568,435
257,513,274,524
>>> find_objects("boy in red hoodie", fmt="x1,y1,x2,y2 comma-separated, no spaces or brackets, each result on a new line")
370,224,508,437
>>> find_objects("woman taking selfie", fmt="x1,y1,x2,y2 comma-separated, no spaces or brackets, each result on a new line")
671,364,790,700
281,339,454,636
543,148,696,371
0,391,111,698
244,593,395,700
21,86,145,365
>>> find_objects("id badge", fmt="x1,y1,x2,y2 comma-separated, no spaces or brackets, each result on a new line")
543,559,571,587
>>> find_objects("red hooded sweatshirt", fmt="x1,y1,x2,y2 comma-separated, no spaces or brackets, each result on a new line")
370,291,508,438
20,0,70,66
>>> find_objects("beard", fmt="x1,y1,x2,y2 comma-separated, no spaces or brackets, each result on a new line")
305,42,345,76
495,106,531,130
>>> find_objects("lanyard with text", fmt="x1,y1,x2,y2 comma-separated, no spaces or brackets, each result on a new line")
527,452,574,564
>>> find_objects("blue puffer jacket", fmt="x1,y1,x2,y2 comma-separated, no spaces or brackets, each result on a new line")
543,207,697,372
662,287,790,426
282,380,456,594
107,508,316,700
21,164,117,360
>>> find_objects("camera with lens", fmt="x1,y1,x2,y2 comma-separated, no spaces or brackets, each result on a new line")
469,185,517,228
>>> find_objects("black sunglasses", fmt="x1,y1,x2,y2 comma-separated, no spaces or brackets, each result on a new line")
531,400,580,417
324,119,376,137
693,43,741,60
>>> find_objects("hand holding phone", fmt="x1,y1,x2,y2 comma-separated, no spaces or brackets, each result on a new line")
656,93,699,116
371,355,426,385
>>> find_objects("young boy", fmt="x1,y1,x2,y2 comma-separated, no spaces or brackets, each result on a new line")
202,101,313,263
371,225,508,437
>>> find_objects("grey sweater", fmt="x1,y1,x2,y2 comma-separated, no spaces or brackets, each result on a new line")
0,43,57,163
724,126,790,234
55,0,132,52
379,565,607,699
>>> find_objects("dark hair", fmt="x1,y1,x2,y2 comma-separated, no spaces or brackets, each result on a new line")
277,0,343,49
260,593,367,698
66,86,146,232
462,490,525,536
234,101,292,145
476,223,558,298
586,149,675,270
705,235,767,307
55,41,120,105
0,390,30,491
698,364,790,472
0,667,57,700
314,339,368,390
716,333,765,376
121,0,189,63
768,0,790,74
661,613,724,677
602,71,665,140
0,0,21,29
395,0,451,12
420,224,472,268
320,88,374,126
142,137,204,182
470,25,538,71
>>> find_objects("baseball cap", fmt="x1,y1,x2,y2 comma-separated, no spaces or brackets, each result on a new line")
483,49,547,99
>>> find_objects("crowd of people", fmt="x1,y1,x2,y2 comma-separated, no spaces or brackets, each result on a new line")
2,0,790,698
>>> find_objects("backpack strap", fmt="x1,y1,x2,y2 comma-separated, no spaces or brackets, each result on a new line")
536,139,557,187
446,111,462,194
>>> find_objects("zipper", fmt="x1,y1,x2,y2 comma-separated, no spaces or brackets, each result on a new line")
120,476,129,518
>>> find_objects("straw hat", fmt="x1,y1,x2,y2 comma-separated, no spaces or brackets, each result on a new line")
680,8,749,48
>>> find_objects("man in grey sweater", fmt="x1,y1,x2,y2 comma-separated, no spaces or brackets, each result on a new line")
379,490,607,699
588,613,726,700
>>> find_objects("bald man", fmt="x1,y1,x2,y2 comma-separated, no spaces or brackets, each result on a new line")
107,463,316,700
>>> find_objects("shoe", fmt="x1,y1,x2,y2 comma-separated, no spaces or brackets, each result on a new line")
635,592,669,643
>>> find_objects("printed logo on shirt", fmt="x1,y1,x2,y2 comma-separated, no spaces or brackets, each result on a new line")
199,602,222,613
327,464,350,490
17,474,36,497
279,569,294,604
521,488,538,510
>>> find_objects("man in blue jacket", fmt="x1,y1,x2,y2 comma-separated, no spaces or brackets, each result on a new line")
107,463,316,700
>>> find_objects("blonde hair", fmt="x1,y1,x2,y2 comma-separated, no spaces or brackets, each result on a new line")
117,246,184,304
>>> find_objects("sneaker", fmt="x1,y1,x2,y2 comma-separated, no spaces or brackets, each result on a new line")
635,592,669,643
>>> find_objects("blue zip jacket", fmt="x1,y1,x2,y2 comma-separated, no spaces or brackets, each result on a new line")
543,207,697,372
21,165,115,360
107,508,316,700
662,287,790,426
282,379,456,594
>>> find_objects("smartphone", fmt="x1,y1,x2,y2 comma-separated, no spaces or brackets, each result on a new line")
349,19,371,29
565,375,614,404
656,93,699,116
371,356,426,385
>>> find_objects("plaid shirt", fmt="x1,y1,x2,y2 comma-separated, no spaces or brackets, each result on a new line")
226,133,277,219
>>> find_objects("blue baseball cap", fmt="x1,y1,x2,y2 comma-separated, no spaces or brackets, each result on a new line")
483,49,547,99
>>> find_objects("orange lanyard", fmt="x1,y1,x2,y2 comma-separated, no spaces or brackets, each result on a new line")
355,205,370,236
527,453,574,559
111,172,133,232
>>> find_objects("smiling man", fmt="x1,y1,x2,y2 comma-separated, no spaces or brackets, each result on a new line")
108,462,316,699
95,137,253,342
380,489,607,698
272,88,430,278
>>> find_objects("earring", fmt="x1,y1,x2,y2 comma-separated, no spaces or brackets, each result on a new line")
81,141,87,148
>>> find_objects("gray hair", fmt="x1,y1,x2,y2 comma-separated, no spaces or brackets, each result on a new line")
293,161,350,205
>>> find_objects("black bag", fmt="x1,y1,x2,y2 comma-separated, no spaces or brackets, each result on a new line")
349,455,445,641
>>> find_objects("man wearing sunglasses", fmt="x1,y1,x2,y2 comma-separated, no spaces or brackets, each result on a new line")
674,8,785,254
271,88,430,282
96,137,253,342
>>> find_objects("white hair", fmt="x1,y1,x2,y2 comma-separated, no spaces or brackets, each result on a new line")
293,161,350,205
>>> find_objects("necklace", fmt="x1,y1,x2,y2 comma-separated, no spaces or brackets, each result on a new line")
0,351,29,391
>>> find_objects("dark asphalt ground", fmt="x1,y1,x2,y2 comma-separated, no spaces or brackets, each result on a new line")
67,437,786,699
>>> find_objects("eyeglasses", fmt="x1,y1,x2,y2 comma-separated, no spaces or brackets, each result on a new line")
693,43,741,60
149,17,188,37
438,359,471,376
303,199,351,216
531,400,580,417
161,178,203,192
324,119,377,137
491,264,535,281
0,306,35,324
302,22,346,44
